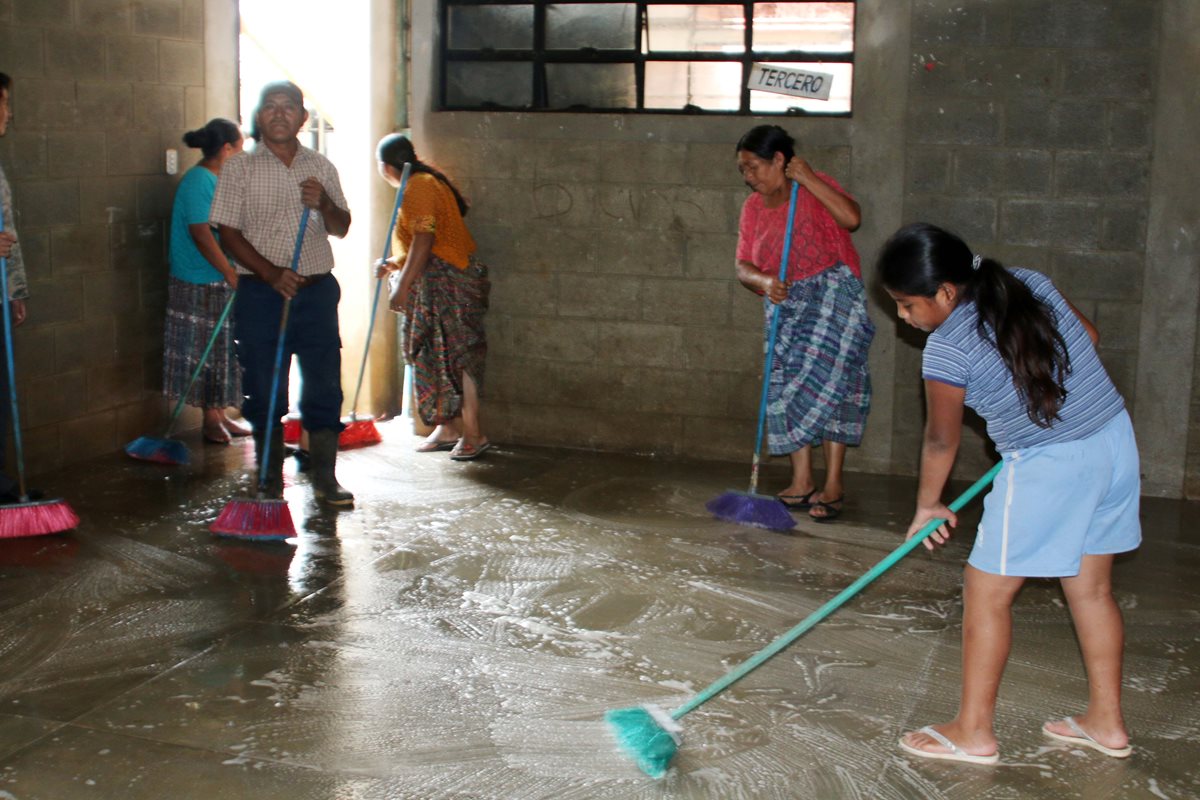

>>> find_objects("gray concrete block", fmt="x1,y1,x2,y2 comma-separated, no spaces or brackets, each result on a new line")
534,140,602,182
25,276,84,325
10,228,48,272
602,141,687,185
109,220,165,272
1053,251,1143,301
437,138,524,181
1062,50,1155,100
77,82,134,128
183,85,205,128
687,141,743,188
27,370,86,428
1005,98,1107,148
44,30,106,81
11,326,56,379
15,178,80,227
558,274,640,321
13,0,71,27
953,148,1052,195
635,186,738,234
106,129,160,175
510,317,597,362
107,37,157,82
593,410,685,457
510,226,594,273
19,79,78,128
592,184,648,230
159,40,203,85
490,269,558,317
0,26,44,76
133,84,184,128
1001,199,1101,247
907,96,1002,145
905,194,998,243
135,175,173,222
624,366,736,417
1109,102,1153,151
591,228,685,277
684,232,738,280
133,0,181,38
181,0,203,40
682,327,761,373
640,277,730,327
54,319,117,373
907,147,952,193
1100,203,1147,251
1055,152,1149,198
911,0,1012,46
80,0,132,34
731,290,766,330
79,176,137,225
50,224,111,274
0,132,48,180
1012,0,1156,49
1093,300,1141,351
83,269,142,316
959,47,1058,97
595,321,682,368
48,131,106,178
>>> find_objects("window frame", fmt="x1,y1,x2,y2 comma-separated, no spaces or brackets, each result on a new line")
437,0,856,116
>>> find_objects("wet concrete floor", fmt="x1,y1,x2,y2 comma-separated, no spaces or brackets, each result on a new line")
0,420,1197,799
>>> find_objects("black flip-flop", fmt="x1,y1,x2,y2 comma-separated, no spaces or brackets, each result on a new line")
809,496,844,523
778,489,817,510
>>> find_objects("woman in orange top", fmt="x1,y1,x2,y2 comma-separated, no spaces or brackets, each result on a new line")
376,134,491,460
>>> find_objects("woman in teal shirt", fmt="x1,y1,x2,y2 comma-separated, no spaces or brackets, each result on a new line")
163,118,246,444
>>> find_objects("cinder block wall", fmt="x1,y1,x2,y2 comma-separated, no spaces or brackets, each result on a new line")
0,0,206,473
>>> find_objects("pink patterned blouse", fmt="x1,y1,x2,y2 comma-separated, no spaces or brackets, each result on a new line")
736,171,861,282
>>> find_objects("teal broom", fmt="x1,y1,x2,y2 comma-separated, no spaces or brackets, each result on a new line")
0,216,79,537
210,208,309,540
705,181,800,533
339,162,411,449
125,291,237,465
610,461,1003,778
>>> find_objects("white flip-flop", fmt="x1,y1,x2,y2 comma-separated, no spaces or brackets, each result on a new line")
899,726,1000,765
1043,717,1132,758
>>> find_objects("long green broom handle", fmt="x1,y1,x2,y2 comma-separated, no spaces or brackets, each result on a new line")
748,181,799,495
674,460,1003,720
0,214,27,499
160,291,237,438
258,207,310,494
348,162,411,420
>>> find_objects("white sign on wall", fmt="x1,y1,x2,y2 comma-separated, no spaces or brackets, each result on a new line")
747,63,834,101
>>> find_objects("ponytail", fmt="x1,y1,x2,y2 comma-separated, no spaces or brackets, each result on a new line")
879,223,1071,427
182,118,242,159
376,133,470,217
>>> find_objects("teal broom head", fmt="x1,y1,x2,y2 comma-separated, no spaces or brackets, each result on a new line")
605,704,681,779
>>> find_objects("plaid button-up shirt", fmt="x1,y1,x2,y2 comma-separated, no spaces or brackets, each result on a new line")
209,144,348,278
0,162,28,300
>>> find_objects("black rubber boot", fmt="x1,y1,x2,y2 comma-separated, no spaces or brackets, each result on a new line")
309,429,354,508
252,428,286,498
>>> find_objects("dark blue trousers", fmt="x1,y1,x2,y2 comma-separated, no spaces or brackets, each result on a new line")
234,275,345,435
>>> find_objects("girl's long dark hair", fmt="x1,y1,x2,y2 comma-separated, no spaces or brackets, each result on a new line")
182,118,241,159
879,223,1071,427
376,133,469,217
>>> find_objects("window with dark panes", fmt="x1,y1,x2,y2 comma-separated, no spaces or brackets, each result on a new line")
439,1,855,114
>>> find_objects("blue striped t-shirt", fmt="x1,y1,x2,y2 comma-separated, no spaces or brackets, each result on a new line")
922,269,1124,452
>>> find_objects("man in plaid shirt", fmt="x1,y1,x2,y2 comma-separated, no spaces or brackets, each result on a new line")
211,81,355,507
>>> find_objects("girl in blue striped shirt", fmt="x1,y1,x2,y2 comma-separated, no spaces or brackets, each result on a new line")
879,223,1140,765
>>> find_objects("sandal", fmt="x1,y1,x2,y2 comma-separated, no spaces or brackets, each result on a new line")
778,489,817,510
415,438,457,453
203,425,231,445
809,496,843,523
449,439,491,461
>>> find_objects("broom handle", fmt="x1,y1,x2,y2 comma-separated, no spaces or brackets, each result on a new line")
161,291,237,438
748,181,799,495
0,215,27,500
348,162,411,419
258,207,310,495
674,461,1003,720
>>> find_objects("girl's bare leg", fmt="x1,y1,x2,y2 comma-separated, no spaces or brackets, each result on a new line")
458,372,485,448
809,441,847,518
902,565,1025,756
780,445,815,498
1044,554,1130,749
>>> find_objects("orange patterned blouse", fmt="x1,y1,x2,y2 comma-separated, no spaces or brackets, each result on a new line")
390,172,476,270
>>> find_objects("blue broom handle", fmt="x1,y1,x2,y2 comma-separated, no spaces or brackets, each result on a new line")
674,461,1003,720
348,162,411,419
161,291,237,437
748,181,799,494
0,214,26,498
259,207,310,492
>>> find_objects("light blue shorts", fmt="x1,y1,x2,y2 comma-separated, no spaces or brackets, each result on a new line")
969,410,1141,578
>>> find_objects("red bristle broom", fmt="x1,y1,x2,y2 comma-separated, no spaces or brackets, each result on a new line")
0,217,79,538
705,181,800,533
339,162,412,449
125,292,237,465
210,208,311,540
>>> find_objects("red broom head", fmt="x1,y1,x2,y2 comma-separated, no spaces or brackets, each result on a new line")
0,499,80,539
282,417,302,445
210,498,295,540
338,419,382,449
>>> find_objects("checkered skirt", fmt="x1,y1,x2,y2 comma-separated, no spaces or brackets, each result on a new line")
162,276,242,409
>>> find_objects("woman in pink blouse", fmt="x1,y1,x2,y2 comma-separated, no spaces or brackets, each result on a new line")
735,125,874,522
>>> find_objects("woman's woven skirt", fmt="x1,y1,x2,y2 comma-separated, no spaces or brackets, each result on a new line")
162,276,241,409
766,263,874,453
